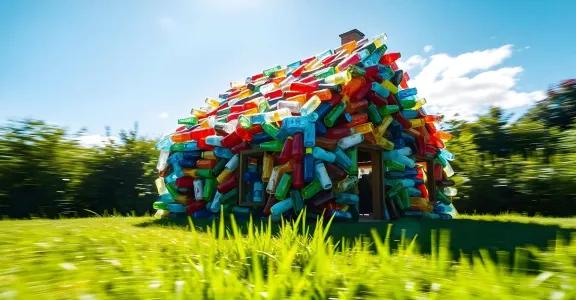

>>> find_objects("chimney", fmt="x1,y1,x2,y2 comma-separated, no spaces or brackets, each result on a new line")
339,29,365,45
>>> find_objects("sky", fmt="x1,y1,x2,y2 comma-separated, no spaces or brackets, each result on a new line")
1,0,575,145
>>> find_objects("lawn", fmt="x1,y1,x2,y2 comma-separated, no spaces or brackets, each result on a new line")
0,214,574,299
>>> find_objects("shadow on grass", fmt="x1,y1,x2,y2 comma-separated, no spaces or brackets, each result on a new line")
136,215,574,265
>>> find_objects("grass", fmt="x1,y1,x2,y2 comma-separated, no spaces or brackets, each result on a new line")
0,214,574,299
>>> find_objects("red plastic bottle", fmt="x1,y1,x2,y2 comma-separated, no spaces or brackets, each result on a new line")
264,89,283,99
342,113,369,128
197,138,214,151
351,82,372,102
367,92,388,106
277,137,294,165
292,133,304,160
230,105,244,113
290,82,318,93
380,52,401,64
176,177,195,188
221,131,243,148
217,173,238,194
326,127,352,139
292,160,304,189
187,200,206,215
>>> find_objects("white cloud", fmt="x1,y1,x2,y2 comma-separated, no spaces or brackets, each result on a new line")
77,135,119,147
406,44,545,120
423,45,433,53
156,17,176,31
159,112,169,119
397,55,427,72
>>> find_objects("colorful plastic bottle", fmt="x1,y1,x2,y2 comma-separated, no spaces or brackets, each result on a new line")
302,179,322,200
260,140,283,152
337,133,364,149
253,181,264,203
336,176,358,193
278,137,293,164
315,162,333,190
324,102,346,127
270,199,293,216
335,193,360,205
275,173,292,200
312,147,336,162
334,147,352,170
346,148,358,176
303,149,315,183
266,166,281,194
300,95,322,116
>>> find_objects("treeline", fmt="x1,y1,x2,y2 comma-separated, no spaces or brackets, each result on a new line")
0,122,158,218
448,79,576,216
0,80,575,218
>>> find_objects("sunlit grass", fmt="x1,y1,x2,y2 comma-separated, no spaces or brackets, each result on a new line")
0,215,574,299
460,213,576,229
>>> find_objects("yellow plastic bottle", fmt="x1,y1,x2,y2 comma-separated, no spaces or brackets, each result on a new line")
262,153,274,182
324,70,352,85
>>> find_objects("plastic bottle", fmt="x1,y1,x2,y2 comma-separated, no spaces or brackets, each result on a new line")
270,199,293,216
335,193,359,205
303,122,316,147
266,166,281,194
275,173,292,200
379,105,400,116
324,102,346,127
315,162,333,190
337,133,364,149
303,149,315,183
192,178,203,200
156,150,170,172
302,179,322,200
214,147,233,159
312,89,332,101
278,137,293,164
262,122,280,139
168,203,186,214
217,172,238,194
312,147,336,162
278,100,302,114
300,95,322,116
203,178,216,200
346,148,358,176
253,181,264,203
216,154,239,183
336,176,358,193
262,153,274,182
334,148,352,170
178,116,198,126
260,140,284,152
371,82,390,98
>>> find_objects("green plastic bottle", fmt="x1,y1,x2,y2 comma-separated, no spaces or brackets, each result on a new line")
367,103,383,125
260,140,283,152
378,105,400,116
178,116,198,126
324,102,346,127
302,179,322,200
275,173,292,200
262,122,280,139
346,148,358,175
203,178,216,200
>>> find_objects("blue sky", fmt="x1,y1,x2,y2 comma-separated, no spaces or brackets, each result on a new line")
1,0,575,143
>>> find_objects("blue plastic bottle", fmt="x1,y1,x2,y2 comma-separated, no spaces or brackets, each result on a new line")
312,147,336,163
303,150,315,183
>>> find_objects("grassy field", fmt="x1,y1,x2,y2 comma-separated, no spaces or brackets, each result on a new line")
0,215,574,299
